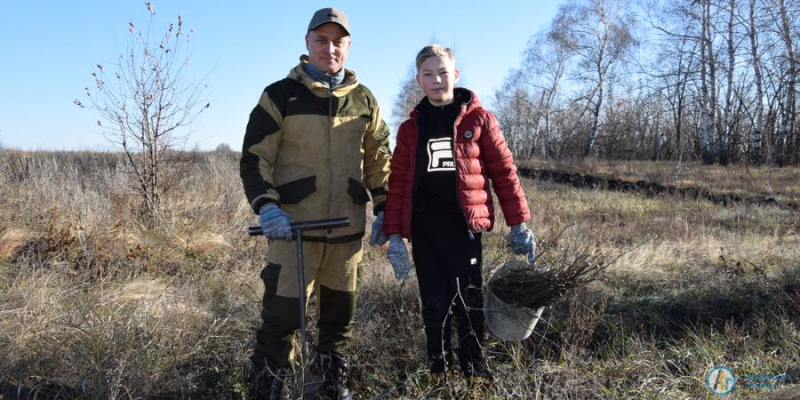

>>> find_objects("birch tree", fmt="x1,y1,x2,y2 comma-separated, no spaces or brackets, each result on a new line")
748,0,766,163
551,0,638,158
772,0,797,166
720,0,737,165
497,26,573,157
492,0,799,164
697,0,719,164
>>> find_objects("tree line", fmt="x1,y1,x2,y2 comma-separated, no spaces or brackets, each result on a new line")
496,0,799,166
393,0,799,166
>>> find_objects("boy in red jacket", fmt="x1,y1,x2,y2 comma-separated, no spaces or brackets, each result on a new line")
379,44,535,398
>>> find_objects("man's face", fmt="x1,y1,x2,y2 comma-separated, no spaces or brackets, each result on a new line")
416,56,459,106
305,23,351,74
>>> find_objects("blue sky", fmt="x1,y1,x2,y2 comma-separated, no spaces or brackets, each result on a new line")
0,1,563,151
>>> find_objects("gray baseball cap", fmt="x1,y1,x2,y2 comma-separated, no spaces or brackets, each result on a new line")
308,7,350,35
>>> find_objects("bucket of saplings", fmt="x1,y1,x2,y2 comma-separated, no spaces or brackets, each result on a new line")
487,237,609,341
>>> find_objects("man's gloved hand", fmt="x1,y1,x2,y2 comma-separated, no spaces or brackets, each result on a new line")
387,234,412,280
509,223,536,263
368,212,388,246
259,203,293,241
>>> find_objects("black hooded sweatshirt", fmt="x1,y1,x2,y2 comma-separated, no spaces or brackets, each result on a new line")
412,89,471,217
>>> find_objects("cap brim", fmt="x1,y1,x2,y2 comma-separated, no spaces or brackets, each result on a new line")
308,21,350,35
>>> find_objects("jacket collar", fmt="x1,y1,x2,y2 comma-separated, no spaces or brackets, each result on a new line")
409,87,480,122
289,55,359,96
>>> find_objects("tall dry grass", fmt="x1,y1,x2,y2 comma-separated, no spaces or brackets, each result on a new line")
0,151,799,399
0,149,259,398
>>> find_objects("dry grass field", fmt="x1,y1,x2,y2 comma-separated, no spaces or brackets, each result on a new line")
1,150,799,399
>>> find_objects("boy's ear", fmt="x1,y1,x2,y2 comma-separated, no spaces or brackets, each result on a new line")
415,73,422,87
454,68,460,84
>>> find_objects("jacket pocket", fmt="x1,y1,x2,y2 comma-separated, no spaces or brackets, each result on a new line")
275,176,316,204
260,263,282,296
347,178,370,205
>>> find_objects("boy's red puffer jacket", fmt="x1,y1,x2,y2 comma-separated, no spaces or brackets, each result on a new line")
383,88,530,239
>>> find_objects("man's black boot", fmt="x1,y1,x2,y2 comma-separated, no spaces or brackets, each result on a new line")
247,362,285,400
314,351,353,400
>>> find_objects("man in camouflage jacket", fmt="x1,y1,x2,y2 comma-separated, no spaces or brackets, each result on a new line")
239,7,391,400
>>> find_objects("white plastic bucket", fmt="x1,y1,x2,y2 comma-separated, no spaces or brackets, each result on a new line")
486,261,545,341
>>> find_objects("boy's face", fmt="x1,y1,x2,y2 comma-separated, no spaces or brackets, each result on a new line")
416,55,459,106
305,23,351,74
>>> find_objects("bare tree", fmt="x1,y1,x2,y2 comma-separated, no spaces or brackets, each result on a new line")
651,109,668,160
719,0,738,165
666,39,696,163
748,0,766,164
551,0,638,158
771,0,797,166
696,0,720,164
492,0,797,165
534,26,575,157
493,85,537,157
641,0,702,163
495,26,574,158
75,3,209,221
391,65,424,132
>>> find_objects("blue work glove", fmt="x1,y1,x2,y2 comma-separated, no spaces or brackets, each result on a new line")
259,203,293,241
387,234,412,280
509,223,536,263
368,212,388,246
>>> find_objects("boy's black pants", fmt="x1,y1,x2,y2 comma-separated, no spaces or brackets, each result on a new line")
411,211,487,377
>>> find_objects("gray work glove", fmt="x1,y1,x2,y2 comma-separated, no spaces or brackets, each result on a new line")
368,211,389,246
509,222,536,264
387,234,412,280
259,203,292,241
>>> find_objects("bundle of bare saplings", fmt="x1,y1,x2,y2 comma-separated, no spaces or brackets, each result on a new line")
489,235,611,310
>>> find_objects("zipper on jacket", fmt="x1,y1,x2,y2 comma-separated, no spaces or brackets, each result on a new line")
451,102,475,239
328,85,334,225
328,88,334,126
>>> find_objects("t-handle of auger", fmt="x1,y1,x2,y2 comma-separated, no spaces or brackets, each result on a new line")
248,217,350,237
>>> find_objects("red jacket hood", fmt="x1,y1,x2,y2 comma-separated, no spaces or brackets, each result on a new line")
408,88,480,122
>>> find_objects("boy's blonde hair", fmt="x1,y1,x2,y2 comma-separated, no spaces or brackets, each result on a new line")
415,44,456,72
